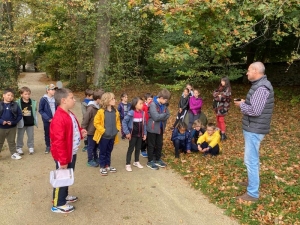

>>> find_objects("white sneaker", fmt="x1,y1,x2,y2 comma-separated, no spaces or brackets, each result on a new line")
133,162,143,169
16,148,24,155
125,165,132,172
11,153,22,160
29,148,34,155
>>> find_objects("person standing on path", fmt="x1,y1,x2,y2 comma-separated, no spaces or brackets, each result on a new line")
234,62,274,202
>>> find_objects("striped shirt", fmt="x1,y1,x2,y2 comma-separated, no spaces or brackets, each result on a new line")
240,87,270,116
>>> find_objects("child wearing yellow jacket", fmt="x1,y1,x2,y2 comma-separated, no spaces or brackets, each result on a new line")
93,92,121,176
197,123,221,156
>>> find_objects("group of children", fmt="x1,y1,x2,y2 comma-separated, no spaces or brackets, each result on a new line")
171,84,222,158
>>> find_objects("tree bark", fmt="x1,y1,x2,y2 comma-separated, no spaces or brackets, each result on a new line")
76,18,87,86
93,0,110,86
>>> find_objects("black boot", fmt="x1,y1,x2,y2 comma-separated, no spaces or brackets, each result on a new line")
221,133,227,141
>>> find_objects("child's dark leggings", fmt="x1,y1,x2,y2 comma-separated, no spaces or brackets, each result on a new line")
200,142,219,155
53,154,76,207
173,139,187,158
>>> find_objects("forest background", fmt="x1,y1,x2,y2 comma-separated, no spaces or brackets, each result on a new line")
1,0,300,224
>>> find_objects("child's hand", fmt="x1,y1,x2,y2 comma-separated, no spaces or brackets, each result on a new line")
81,129,87,138
126,134,131,140
7,121,11,125
3,121,7,125
49,119,52,122
143,135,146,141
179,108,182,113
60,164,68,169
198,145,202,151
187,150,191,154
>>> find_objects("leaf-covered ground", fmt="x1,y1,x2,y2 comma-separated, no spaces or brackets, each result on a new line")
110,82,300,225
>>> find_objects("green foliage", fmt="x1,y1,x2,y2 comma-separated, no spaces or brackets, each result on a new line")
290,95,300,106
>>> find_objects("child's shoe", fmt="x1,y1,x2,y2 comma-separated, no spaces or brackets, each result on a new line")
87,160,99,167
125,165,132,172
45,147,50,154
140,151,148,158
155,159,167,168
106,166,117,173
51,204,74,213
147,161,159,170
100,168,108,176
11,153,22,160
29,148,34,155
82,145,87,152
66,195,78,203
133,162,143,169
16,148,24,155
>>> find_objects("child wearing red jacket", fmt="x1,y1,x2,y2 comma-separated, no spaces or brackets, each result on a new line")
140,93,153,158
50,88,87,214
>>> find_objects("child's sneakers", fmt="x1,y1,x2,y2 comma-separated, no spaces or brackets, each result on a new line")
29,148,34,155
82,145,87,152
100,168,108,176
125,165,132,172
140,151,148,158
155,159,167,168
16,148,24,155
106,166,117,173
45,147,50,154
147,161,159,170
133,162,143,169
87,160,99,167
51,204,74,213
11,153,22,160
66,195,78,203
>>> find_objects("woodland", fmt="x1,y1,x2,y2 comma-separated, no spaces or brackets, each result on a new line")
1,0,300,224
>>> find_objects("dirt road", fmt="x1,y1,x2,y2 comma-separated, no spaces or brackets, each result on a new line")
0,73,238,225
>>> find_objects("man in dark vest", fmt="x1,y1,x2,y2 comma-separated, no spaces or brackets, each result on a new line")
234,62,274,202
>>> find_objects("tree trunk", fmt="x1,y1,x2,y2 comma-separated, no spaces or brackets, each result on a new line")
76,18,87,86
243,45,257,83
4,1,13,30
93,0,110,86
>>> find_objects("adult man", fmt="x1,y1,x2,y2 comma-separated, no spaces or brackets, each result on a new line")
234,62,274,202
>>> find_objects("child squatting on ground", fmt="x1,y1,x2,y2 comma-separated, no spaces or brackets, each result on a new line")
16,86,38,155
93,92,121,176
190,119,206,152
197,123,221,156
171,121,191,158
81,89,104,167
122,97,147,172
0,88,23,160
50,88,87,214
81,89,94,152
146,89,171,170
39,84,58,154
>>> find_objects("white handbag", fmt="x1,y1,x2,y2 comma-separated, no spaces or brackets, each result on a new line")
50,168,74,188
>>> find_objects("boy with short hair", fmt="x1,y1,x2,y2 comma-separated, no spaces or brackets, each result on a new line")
81,89,94,152
0,88,23,159
197,123,221,156
81,89,104,167
39,84,57,153
50,88,87,213
16,86,38,155
146,89,171,170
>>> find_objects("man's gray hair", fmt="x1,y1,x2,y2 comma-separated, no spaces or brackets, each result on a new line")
251,62,265,74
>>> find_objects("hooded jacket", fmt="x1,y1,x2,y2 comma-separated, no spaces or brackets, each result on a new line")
81,101,99,135
122,109,147,136
39,95,57,122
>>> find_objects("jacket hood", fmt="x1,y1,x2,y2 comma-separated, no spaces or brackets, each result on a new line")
43,94,54,102
87,100,99,109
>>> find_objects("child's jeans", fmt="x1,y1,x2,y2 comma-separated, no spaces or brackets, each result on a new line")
147,131,163,162
53,154,77,207
87,135,98,162
200,142,219,155
126,137,142,164
98,137,114,168
191,143,199,152
43,121,51,147
0,127,17,155
173,139,187,158
17,126,34,149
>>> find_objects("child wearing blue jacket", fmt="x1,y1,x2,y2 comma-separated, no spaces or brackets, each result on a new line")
39,84,58,153
118,93,131,139
122,97,147,172
171,121,191,158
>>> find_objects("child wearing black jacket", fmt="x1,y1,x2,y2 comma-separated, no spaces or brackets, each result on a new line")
172,88,189,129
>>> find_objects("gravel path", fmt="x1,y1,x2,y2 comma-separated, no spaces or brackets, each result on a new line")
0,73,239,225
